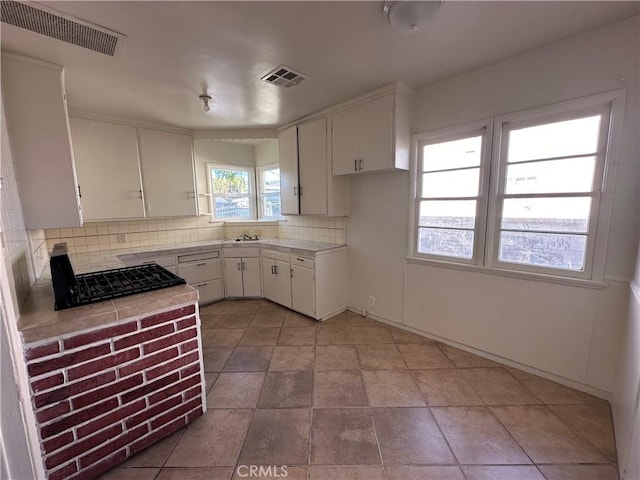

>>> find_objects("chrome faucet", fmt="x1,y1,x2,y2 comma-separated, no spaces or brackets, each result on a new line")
242,233,252,240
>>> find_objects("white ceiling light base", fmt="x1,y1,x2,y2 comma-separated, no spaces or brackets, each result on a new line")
383,1,443,33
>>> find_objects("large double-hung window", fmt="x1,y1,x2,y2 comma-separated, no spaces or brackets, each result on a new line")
412,91,624,283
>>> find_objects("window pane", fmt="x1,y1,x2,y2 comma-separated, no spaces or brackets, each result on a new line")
419,200,476,229
498,231,586,270
212,169,250,194
508,115,601,163
505,157,596,194
214,196,251,218
422,168,479,198
262,192,281,217
423,135,482,172
262,168,280,192
418,227,474,259
501,197,591,233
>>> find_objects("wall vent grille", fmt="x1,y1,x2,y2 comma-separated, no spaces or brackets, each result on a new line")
261,65,309,88
0,0,125,56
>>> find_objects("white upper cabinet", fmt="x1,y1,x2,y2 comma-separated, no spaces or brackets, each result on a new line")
70,118,145,220
1,54,82,228
279,116,349,216
331,86,412,175
279,125,300,215
138,128,197,217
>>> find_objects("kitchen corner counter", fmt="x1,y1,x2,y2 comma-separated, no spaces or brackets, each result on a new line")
18,283,198,344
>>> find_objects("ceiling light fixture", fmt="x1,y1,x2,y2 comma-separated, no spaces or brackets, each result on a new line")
382,1,443,33
199,94,213,112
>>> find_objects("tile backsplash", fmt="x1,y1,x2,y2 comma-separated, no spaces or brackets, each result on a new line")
34,215,346,278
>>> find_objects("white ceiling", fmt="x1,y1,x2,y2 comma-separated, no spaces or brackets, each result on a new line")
1,1,638,131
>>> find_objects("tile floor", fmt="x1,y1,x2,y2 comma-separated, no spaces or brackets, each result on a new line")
99,299,618,480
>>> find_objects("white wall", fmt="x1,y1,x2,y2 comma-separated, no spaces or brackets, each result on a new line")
347,16,639,397
254,140,278,167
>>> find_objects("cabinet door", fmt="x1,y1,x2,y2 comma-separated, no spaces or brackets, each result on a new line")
291,265,315,318
331,105,360,176
224,258,244,297
357,94,395,173
262,258,278,302
138,128,197,217
275,260,292,308
70,118,145,220
298,117,328,215
279,125,299,215
242,257,262,297
2,55,82,228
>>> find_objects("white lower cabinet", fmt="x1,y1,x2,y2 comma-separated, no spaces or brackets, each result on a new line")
291,263,315,318
223,249,261,297
177,251,223,304
262,250,292,308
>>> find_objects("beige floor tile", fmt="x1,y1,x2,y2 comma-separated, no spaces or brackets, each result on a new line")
351,326,394,344
223,347,273,372
315,345,360,371
238,408,310,465
491,405,608,464
356,344,406,370
461,465,545,479
309,466,385,480
284,311,317,327
238,327,281,346
537,464,619,480
385,466,465,480
311,408,381,465
232,466,307,480
224,300,262,314
322,311,350,325
200,314,224,329
508,368,604,404
459,368,540,405
97,468,160,480
269,346,315,371
165,409,252,467
206,372,265,408
413,369,483,406
361,370,425,406
316,326,354,345
200,301,231,314
202,347,233,372
120,429,184,467
257,371,313,408
548,403,616,461
258,300,290,314
215,314,255,328
397,344,454,369
348,315,379,327
432,406,530,464
313,371,368,407
388,327,434,344
372,407,455,464
156,468,234,480
251,312,285,327
278,327,316,345
204,373,219,394
202,328,245,347
438,344,502,368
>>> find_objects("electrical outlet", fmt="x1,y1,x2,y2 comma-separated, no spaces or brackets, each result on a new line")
368,296,375,308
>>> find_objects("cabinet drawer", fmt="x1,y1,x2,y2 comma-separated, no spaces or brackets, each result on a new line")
178,250,220,263
224,248,260,258
178,259,222,284
290,256,314,269
262,249,290,263
192,278,223,305
138,255,176,268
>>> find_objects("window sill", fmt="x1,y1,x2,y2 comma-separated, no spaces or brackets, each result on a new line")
213,219,283,225
404,256,608,290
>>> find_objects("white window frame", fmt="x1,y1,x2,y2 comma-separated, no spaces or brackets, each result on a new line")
410,119,493,266
207,163,257,220
256,163,282,219
409,90,625,286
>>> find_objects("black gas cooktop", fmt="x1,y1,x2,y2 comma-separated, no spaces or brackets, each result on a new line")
50,243,186,310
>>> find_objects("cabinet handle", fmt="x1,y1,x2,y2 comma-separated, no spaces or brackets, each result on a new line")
195,282,208,287
290,268,293,278
237,262,241,271
242,261,246,271
274,265,278,275
293,186,298,196
271,265,275,275
78,185,82,198
359,159,363,171
354,159,357,172
188,191,196,199
196,263,207,267
138,190,143,199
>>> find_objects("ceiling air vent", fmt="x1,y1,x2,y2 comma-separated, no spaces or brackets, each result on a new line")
261,65,309,88
0,0,126,56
